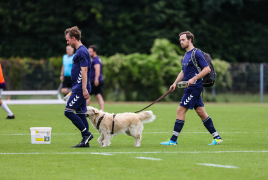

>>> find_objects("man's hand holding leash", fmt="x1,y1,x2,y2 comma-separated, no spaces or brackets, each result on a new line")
187,66,211,88
170,84,176,92
187,77,197,88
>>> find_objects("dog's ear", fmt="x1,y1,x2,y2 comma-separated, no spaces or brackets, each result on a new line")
92,108,99,114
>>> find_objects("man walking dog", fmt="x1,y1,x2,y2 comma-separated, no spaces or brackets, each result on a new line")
160,31,222,146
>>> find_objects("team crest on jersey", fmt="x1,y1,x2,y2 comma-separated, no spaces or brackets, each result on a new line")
183,94,193,105
182,59,192,67
69,95,80,107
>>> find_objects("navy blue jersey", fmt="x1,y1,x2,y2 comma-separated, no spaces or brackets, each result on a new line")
182,48,208,92
71,45,91,93
90,56,103,82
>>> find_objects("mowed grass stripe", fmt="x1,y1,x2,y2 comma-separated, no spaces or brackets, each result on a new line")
1,132,267,135
1,151,268,155
196,163,239,169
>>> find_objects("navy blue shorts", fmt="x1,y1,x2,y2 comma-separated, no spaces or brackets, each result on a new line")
66,91,87,113
90,81,103,96
180,91,204,110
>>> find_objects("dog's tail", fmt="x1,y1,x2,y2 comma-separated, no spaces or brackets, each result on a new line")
138,111,156,124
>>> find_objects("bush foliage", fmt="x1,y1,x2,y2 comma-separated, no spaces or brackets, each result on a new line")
0,39,231,101
101,39,231,101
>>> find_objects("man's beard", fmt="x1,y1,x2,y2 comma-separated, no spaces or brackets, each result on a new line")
181,44,189,49
70,44,75,48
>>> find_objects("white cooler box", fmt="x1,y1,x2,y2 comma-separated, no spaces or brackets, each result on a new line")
30,127,52,144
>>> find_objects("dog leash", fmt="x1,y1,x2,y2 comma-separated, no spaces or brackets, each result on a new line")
134,89,172,113
95,90,171,135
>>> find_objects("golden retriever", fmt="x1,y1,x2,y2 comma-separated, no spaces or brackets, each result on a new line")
85,106,156,147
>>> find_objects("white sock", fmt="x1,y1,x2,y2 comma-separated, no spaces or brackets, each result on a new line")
1,102,13,116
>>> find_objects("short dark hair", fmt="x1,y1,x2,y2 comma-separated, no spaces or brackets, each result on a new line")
89,45,97,52
64,26,82,41
179,31,194,44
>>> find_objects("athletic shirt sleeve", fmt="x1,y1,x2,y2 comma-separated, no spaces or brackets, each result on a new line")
91,59,96,67
79,51,88,67
195,50,208,69
94,59,101,65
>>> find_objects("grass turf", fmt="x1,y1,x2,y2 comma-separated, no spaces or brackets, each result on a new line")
0,103,267,180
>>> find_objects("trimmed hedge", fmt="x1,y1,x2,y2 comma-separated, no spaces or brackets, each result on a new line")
0,39,231,101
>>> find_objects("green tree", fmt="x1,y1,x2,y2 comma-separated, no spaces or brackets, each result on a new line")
0,0,267,63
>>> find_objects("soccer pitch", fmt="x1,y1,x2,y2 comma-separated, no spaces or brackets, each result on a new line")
0,103,267,180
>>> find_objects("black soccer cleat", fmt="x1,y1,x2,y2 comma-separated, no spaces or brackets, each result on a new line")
71,134,94,148
88,133,94,142
71,142,90,148
6,115,15,119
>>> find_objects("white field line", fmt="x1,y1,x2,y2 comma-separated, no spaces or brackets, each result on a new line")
90,153,113,156
197,163,238,169
0,132,267,136
136,157,162,161
0,151,268,155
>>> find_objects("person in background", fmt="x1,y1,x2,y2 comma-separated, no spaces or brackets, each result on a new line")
0,63,15,119
88,45,104,111
60,45,74,96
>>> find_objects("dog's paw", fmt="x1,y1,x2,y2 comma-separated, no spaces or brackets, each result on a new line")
98,141,103,146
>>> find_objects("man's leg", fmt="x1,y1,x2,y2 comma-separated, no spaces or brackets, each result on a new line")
0,98,15,119
65,108,93,147
171,106,188,141
96,94,104,111
61,88,69,96
160,106,188,145
65,93,93,147
64,108,89,137
77,113,89,136
195,106,222,145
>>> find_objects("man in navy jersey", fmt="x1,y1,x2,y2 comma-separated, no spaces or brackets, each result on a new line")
87,45,105,111
160,31,222,146
64,26,93,148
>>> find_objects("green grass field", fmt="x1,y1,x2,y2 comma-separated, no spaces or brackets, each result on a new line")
0,103,267,180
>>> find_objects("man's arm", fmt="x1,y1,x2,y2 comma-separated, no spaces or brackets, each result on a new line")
94,64,100,86
170,70,184,92
187,66,211,87
60,65,64,81
81,66,90,99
